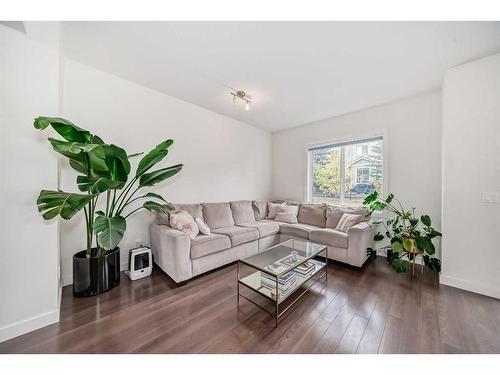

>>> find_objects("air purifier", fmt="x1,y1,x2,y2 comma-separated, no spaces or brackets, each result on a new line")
128,246,152,281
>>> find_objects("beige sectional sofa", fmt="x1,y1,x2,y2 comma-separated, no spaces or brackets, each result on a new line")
150,200,374,284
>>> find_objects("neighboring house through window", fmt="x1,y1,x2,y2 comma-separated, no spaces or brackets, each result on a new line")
308,136,384,206
356,166,370,182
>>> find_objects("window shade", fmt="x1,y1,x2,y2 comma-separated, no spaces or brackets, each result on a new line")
308,135,383,152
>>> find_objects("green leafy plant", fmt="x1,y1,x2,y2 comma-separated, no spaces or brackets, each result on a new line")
363,191,442,273
35,117,183,257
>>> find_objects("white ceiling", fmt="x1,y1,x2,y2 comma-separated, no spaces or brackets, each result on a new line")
60,22,500,132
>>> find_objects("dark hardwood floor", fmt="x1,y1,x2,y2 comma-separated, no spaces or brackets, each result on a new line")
2,257,500,354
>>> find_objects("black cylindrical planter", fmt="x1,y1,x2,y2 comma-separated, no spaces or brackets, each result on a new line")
73,247,120,297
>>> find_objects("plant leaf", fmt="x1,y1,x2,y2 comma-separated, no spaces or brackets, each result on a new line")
371,201,386,211
421,215,431,227
48,138,100,174
34,117,92,143
415,235,435,255
143,201,174,214
139,164,183,187
128,152,144,158
143,192,173,206
37,190,96,220
76,176,124,194
103,144,131,183
47,138,122,177
423,255,441,272
136,139,174,177
427,228,442,238
391,258,410,273
94,214,126,250
402,238,415,252
385,193,394,204
374,233,384,241
424,237,436,255
363,191,378,205
85,144,130,183
92,135,105,144
367,248,377,261
391,240,402,252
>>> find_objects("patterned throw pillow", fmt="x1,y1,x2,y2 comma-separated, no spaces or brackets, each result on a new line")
195,217,211,235
170,210,199,239
335,213,363,232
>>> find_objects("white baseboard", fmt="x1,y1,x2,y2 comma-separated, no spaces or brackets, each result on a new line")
440,274,500,300
62,272,72,287
0,309,60,344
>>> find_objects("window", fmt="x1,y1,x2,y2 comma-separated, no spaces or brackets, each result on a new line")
356,167,370,182
308,136,383,206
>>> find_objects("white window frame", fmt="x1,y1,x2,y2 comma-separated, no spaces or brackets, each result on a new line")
305,130,389,207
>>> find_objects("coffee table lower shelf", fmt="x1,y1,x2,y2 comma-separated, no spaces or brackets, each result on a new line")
237,258,327,327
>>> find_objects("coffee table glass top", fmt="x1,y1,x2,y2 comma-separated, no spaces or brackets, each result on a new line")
239,239,326,276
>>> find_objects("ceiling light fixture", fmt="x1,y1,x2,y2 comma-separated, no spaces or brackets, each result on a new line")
231,90,252,111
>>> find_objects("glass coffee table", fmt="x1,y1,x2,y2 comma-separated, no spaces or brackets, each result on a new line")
237,239,328,327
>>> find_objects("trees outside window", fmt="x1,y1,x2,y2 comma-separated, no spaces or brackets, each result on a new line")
310,137,383,206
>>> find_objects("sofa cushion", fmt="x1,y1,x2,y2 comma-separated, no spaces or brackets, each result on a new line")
336,213,363,232
238,220,280,238
157,203,204,226
190,233,231,259
267,202,286,219
252,200,268,220
157,212,171,226
325,206,370,228
230,200,256,225
274,205,299,224
297,203,327,227
177,203,204,220
309,228,348,248
202,202,235,230
212,226,259,247
279,223,319,240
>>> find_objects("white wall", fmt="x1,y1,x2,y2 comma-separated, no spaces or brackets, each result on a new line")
441,53,500,299
272,91,443,234
0,26,60,342
59,59,272,285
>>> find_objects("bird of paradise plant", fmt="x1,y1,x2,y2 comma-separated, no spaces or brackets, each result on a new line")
35,117,182,257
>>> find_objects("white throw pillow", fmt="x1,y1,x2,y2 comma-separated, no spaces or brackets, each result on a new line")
195,217,211,235
274,205,299,224
267,202,286,219
335,213,363,232
170,210,199,239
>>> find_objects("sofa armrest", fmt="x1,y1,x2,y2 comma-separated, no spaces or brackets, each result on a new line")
346,222,374,267
150,224,192,283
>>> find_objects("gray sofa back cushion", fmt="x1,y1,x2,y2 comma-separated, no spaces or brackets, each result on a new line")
156,203,204,226
325,206,370,228
177,204,204,220
157,213,170,226
252,200,268,220
297,203,327,227
230,200,256,225
202,202,235,230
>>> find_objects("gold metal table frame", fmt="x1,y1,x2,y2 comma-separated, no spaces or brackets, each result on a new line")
237,243,328,328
